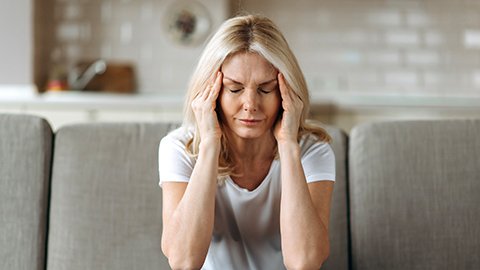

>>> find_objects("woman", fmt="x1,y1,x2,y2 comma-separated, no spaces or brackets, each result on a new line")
159,14,335,270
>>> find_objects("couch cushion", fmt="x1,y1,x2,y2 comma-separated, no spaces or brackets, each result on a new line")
0,114,52,270
349,119,480,269
47,122,178,270
322,125,350,270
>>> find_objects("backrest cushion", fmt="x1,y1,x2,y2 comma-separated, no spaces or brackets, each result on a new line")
0,114,52,270
349,119,480,269
322,125,350,270
47,122,178,270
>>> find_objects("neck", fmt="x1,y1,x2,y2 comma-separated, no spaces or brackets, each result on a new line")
224,131,277,164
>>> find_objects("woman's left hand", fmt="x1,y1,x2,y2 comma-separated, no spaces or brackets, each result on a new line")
274,73,304,143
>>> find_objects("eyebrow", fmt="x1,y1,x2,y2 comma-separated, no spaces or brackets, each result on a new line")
223,76,277,86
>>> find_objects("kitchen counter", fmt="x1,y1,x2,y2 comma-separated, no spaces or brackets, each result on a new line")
0,86,186,129
3,87,480,110
0,90,185,110
2,85,480,131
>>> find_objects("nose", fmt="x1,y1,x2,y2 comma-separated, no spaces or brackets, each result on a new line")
242,89,257,112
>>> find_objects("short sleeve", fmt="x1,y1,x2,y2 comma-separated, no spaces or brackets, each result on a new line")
158,130,195,187
301,138,336,183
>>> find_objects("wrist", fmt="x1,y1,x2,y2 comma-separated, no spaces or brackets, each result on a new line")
199,137,221,152
277,140,300,157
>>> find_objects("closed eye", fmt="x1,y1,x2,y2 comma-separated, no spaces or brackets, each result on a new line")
258,86,278,94
258,81,278,94
258,88,271,94
227,87,243,93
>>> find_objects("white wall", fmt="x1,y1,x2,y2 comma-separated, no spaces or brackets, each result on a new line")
235,0,480,98
48,0,229,94
0,0,32,85
45,0,480,99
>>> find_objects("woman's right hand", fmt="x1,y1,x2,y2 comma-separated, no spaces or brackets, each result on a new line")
191,71,223,143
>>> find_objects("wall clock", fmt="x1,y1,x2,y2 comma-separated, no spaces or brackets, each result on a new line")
163,0,212,46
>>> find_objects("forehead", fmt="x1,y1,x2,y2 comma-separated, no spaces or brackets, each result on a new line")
222,52,277,81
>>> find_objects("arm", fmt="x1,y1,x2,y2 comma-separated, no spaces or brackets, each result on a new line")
275,73,334,269
161,72,223,269
278,142,334,269
161,141,219,269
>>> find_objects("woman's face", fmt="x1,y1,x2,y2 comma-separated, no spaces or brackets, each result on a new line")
218,52,281,140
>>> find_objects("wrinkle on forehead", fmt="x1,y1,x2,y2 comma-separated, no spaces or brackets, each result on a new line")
221,52,277,86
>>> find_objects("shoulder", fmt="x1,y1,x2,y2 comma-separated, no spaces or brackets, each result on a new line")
160,126,194,147
159,126,195,158
299,133,334,158
298,133,336,182
158,126,196,185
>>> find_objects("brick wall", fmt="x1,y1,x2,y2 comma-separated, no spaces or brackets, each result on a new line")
49,0,228,94
235,0,480,97
49,0,480,98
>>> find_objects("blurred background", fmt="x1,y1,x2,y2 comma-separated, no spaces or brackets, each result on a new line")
1,0,480,131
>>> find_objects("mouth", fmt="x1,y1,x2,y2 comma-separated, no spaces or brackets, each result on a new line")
238,119,262,126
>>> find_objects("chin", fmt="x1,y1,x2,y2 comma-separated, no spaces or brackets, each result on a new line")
232,127,272,140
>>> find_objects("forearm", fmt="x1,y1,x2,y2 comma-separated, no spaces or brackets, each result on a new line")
278,141,329,269
163,140,220,267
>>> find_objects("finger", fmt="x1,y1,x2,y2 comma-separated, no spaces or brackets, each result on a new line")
280,73,303,106
198,72,218,100
210,71,223,99
283,73,298,100
206,73,220,103
193,87,204,100
208,69,220,86
278,73,292,103
199,83,213,101
207,73,215,85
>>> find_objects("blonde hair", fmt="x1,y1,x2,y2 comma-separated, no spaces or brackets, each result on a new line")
183,14,331,180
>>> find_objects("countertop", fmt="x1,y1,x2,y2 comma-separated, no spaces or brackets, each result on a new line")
0,88,184,110
2,85,480,111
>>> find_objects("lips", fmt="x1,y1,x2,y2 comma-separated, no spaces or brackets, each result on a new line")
238,119,262,126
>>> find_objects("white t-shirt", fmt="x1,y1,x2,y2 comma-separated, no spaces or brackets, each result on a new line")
158,127,335,270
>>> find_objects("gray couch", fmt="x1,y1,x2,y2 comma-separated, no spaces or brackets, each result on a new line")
1,113,479,270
